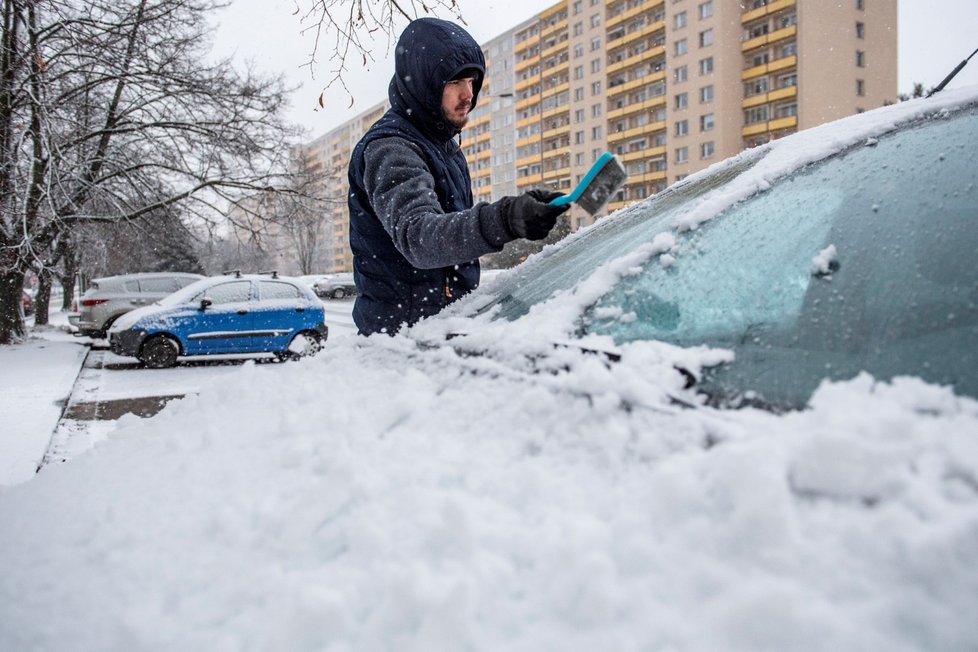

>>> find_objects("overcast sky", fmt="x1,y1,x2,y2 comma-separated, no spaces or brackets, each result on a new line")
212,0,978,138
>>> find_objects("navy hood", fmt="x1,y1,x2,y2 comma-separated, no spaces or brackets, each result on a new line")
388,18,486,143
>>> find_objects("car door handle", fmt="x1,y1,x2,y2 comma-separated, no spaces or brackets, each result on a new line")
295,307,305,312
237,310,248,315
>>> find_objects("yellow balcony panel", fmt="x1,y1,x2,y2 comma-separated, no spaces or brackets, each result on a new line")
742,0,796,24
518,173,544,186
768,115,798,131
542,125,569,140
542,81,570,99
608,72,665,99
542,105,569,120
742,122,770,137
517,134,541,148
619,145,667,162
607,0,658,29
541,18,568,40
517,154,542,167
741,93,768,109
542,60,569,77
608,121,666,143
516,96,539,111
741,62,769,81
540,1,566,20
607,46,665,75
608,95,667,120
741,33,769,52
616,21,665,49
541,40,569,60
542,168,569,181
768,54,797,73
542,145,570,159
516,76,539,92
517,114,542,129
768,85,797,102
768,25,797,44
516,54,541,73
476,132,492,145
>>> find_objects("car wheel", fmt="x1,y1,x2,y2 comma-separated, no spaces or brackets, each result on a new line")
139,335,180,369
94,315,120,340
332,288,346,299
279,331,323,361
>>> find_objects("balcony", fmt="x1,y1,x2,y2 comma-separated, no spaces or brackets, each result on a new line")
607,93,666,120
609,20,665,49
741,0,796,24
741,54,796,81
607,120,667,144
742,84,797,108
541,80,570,100
741,24,797,53
607,45,666,75
619,145,667,162
608,71,666,100
741,114,797,137
607,0,658,30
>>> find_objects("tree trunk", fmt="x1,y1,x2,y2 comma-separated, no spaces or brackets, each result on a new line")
0,267,27,343
34,268,51,326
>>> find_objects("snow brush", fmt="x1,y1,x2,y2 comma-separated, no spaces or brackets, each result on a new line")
549,152,628,215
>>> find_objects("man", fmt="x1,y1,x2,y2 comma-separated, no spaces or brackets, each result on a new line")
348,18,569,336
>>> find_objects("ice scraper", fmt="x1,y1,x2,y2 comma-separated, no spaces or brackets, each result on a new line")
549,152,628,215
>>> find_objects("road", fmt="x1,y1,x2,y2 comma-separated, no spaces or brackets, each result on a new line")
41,299,356,469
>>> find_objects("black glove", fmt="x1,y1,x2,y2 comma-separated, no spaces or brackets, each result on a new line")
500,189,570,241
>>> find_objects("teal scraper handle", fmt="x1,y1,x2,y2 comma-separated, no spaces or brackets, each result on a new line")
549,152,615,206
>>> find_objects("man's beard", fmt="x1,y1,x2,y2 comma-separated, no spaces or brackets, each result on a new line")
444,106,470,130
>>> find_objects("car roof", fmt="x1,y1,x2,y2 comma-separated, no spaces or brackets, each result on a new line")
92,271,203,283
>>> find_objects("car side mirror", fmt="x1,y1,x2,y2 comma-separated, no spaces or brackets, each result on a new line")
199,298,212,311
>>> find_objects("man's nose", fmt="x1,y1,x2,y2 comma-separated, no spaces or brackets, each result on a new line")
460,80,474,100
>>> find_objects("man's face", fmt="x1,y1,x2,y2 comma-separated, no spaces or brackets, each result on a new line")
442,77,475,130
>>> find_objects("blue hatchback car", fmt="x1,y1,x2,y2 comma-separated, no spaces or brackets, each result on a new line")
109,273,328,368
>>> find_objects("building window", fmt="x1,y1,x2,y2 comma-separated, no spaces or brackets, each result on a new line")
574,45,584,58
592,103,602,117
675,39,687,56
778,103,797,118
675,120,689,136
745,105,770,125
574,22,583,36
781,42,797,57
574,88,585,101
591,58,601,73
700,85,714,103
856,21,865,38
575,109,585,123
700,113,714,131
699,1,713,19
591,13,601,27
856,0,864,9
675,147,689,163
699,56,714,75
700,141,715,159
591,37,602,51
592,126,603,139
856,79,866,96
574,65,584,80
779,73,797,88
591,81,602,95
745,77,769,96
699,29,714,47
674,65,688,83
856,50,866,67
573,0,582,14
674,11,687,29
675,92,688,109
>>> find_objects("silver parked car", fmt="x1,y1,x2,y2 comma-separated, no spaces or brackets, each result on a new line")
69,272,203,338
313,272,357,299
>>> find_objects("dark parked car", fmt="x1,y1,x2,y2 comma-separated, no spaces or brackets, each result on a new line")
313,273,357,299
109,273,328,368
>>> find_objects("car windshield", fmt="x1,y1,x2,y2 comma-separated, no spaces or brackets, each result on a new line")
481,105,978,408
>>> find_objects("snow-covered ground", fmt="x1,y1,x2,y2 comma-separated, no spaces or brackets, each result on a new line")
2,90,978,650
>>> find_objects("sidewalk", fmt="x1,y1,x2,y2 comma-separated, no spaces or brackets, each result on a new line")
0,313,89,487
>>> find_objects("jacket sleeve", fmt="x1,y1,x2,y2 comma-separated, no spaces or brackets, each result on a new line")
362,136,514,269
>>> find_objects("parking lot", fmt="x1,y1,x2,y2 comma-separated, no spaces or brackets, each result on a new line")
41,299,356,469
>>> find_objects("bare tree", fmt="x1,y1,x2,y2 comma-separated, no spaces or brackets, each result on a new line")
0,0,299,343
294,0,467,106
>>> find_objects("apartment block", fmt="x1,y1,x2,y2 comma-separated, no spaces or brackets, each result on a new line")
300,0,897,271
